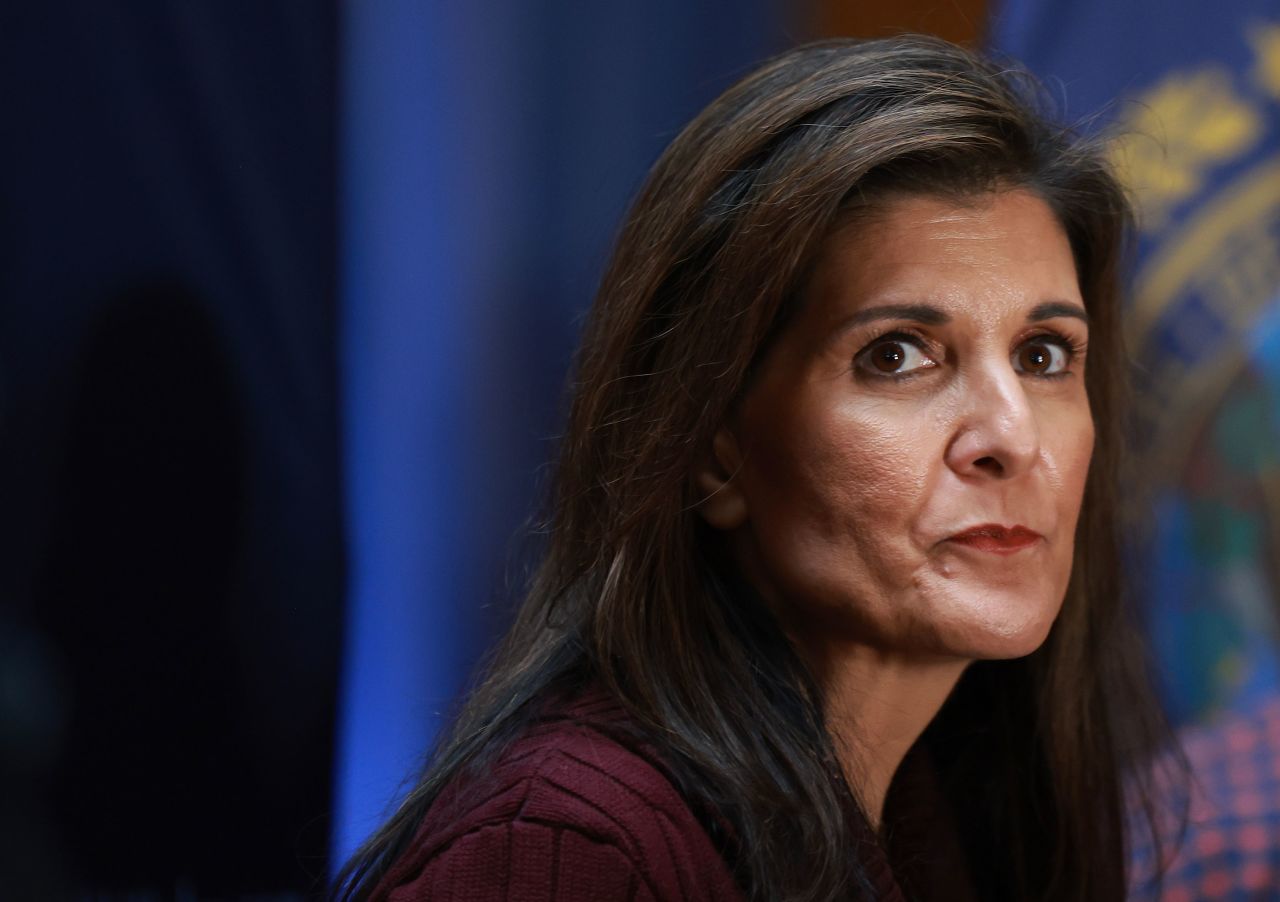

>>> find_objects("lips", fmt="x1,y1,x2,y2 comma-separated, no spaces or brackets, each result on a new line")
946,524,1042,555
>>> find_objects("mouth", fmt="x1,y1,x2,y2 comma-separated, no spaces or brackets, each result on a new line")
945,523,1042,556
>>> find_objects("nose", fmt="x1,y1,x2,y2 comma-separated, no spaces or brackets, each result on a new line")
944,363,1039,480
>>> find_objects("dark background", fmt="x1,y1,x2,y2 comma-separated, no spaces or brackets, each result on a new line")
2,3,341,896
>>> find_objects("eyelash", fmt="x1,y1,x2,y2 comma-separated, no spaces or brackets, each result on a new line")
854,328,1085,381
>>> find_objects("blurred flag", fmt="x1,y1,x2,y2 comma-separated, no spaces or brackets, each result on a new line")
992,0,1280,728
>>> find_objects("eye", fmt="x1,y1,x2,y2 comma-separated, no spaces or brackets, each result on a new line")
1013,337,1070,376
855,335,937,377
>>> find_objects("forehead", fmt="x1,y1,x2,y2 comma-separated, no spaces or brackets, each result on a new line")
801,189,1082,330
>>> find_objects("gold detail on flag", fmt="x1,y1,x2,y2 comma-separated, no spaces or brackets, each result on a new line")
1110,69,1263,231
1248,21,1280,99
1126,157,1280,482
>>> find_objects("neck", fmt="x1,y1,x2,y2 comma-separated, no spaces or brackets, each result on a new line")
809,644,968,831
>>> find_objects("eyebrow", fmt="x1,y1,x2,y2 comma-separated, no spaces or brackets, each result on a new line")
839,299,1090,330
1028,301,1090,324
842,303,951,328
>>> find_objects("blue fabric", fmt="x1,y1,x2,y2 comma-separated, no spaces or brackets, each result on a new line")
332,0,785,867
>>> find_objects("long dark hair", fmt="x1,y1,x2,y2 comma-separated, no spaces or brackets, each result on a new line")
334,35,1179,901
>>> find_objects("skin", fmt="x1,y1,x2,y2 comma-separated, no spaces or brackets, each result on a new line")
695,188,1095,828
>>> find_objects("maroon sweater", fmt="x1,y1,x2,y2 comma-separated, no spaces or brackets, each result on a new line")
371,691,907,901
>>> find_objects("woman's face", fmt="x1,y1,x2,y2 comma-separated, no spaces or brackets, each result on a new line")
699,188,1094,662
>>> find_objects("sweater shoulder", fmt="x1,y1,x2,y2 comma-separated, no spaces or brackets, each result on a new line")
434,707,701,857
373,693,742,902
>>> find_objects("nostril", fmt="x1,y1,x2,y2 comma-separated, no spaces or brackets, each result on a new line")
974,455,1004,474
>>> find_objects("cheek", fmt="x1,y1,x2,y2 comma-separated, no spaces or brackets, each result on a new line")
1049,402,1095,521
835,408,939,528
741,398,939,590
1035,400,1094,612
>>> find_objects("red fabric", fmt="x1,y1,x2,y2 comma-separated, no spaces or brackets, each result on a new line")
371,690,906,901
1127,694,1280,900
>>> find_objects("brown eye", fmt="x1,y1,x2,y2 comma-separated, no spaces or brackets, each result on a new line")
872,342,906,372
1013,339,1068,375
855,337,935,377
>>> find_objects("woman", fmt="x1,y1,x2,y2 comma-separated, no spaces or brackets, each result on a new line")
335,35,1178,901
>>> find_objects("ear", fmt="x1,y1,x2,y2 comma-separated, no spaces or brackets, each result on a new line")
694,427,748,530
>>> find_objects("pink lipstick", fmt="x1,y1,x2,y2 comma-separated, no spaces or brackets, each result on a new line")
947,524,1041,555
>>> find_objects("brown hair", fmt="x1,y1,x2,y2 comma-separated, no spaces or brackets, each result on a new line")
335,35,1178,901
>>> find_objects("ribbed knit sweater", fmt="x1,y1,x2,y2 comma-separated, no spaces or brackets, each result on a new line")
371,689,910,901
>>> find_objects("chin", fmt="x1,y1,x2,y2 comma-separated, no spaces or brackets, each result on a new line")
922,578,1066,661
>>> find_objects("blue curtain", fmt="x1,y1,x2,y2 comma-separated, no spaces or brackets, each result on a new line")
333,0,787,865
